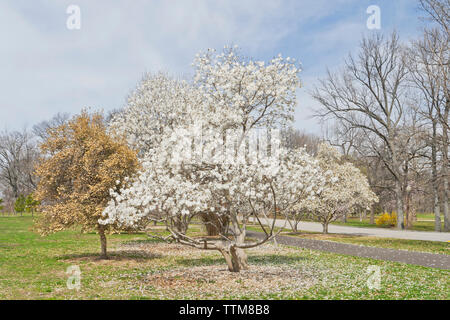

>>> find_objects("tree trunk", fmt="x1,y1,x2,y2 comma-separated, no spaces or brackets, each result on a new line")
443,176,449,232
98,225,108,259
173,217,188,235
370,204,375,224
442,127,449,231
431,122,441,232
322,222,329,234
293,221,300,233
235,248,248,269
233,226,249,270
220,248,240,272
405,192,412,229
441,99,449,231
395,181,405,230
219,246,248,272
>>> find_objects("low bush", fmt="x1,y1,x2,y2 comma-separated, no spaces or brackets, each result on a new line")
375,212,397,227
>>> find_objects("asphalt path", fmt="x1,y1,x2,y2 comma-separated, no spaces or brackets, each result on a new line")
247,231,450,270
251,217,450,242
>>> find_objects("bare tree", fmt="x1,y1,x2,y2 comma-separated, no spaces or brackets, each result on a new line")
408,30,447,231
32,112,70,142
419,0,450,37
419,0,450,231
281,127,321,155
0,130,38,209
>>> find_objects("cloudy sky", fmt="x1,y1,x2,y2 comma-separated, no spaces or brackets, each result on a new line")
0,0,425,134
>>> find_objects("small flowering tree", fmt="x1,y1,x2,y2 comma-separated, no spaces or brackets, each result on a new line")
273,148,323,233
101,46,310,271
307,143,378,234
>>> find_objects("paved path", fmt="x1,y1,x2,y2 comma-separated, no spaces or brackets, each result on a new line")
247,231,450,270
251,218,450,242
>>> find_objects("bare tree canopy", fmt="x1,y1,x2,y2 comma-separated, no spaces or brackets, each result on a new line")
311,32,425,229
419,0,450,35
0,130,38,207
32,112,70,142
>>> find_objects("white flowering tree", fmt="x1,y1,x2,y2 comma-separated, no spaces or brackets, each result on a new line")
283,153,322,233
108,46,301,236
306,143,378,234
101,126,319,272
100,46,316,272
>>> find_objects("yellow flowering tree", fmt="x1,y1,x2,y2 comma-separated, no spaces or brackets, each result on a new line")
34,111,139,258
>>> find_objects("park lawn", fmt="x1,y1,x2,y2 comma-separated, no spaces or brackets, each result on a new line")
263,212,446,231
330,215,446,232
247,225,449,255
0,215,448,300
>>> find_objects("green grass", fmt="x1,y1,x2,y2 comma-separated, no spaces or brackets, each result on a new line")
0,215,448,299
330,215,446,232
263,211,447,232
247,225,449,255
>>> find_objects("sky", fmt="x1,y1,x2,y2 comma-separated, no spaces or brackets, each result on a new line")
0,0,425,135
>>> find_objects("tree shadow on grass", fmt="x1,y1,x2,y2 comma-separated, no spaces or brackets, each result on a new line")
281,232,371,239
248,254,308,266
176,254,309,268
120,238,165,246
58,250,162,263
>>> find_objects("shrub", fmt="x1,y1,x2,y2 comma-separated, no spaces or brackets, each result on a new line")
375,211,397,227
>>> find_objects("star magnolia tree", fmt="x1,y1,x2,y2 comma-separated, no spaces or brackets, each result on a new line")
283,154,323,233
101,127,321,272
306,143,379,234
100,46,320,272
109,46,302,236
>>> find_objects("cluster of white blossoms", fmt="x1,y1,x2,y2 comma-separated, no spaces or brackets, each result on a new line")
100,46,377,270
108,73,206,154
192,46,300,130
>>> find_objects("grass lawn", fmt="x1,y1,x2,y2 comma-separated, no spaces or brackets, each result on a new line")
330,214,446,232
247,225,450,255
0,215,448,300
